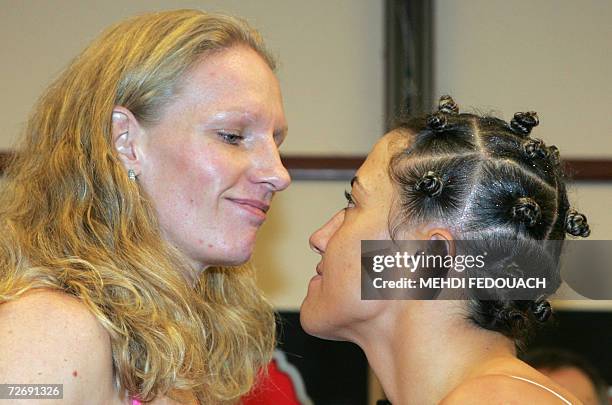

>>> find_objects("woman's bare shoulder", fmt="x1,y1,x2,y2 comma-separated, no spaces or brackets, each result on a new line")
2,287,89,312
0,288,105,335
440,373,581,405
0,288,122,404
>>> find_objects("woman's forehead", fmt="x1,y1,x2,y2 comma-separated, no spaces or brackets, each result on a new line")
385,128,414,150
354,135,398,191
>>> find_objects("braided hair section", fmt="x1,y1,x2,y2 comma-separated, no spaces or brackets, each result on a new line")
389,96,591,345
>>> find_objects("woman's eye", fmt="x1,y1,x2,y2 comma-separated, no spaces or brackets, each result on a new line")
344,190,355,209
217,131,243,145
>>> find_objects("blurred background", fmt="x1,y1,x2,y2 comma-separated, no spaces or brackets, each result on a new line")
1,1,611,404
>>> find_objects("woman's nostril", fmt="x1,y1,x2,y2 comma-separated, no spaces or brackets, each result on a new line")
309,233,324,255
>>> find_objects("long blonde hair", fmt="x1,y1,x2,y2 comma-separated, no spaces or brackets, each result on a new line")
0,9,276,403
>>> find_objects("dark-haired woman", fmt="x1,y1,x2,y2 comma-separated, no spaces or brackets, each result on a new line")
300,97,590,404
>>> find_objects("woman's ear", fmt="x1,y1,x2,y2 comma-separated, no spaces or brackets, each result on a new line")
427,228,455,257
111,106,145,176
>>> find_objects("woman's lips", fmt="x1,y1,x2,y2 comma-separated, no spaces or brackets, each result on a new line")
308,264,323,284
228,198,269,222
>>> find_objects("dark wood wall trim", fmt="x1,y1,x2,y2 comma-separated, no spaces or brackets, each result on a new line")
1,151,610,182
563,159,612,181
281,156,612,181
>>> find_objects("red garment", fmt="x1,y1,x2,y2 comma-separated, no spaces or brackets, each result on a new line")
242,359,301,405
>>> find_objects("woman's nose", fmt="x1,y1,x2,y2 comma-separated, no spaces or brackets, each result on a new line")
252,141,291,191
309,210,345,255
266,157,291,191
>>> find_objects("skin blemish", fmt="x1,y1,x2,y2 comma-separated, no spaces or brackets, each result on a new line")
208,244,214,248
198,239,203,245
72,370,78,377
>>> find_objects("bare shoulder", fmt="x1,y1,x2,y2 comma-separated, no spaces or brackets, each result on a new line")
440,373,581,405
0,289,122,404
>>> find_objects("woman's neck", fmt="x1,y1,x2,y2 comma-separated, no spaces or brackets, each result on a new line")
354,301,516,405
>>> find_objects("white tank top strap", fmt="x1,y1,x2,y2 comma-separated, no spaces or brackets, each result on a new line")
507,375,573,404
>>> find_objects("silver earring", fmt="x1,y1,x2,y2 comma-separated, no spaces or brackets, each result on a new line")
128,169,137,181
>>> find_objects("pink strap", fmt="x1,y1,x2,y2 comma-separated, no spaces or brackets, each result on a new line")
131,399,142,405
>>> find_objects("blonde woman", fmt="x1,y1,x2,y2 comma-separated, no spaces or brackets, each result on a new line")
0,10,290,404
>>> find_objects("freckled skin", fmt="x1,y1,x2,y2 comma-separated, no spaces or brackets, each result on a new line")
137,46,290,271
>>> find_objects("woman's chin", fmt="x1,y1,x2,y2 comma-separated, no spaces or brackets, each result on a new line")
194,244,255,269
220,250,254,267
299,316,326,339
299,300,320,335
299,301,341,341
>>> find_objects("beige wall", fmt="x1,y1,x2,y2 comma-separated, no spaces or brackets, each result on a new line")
434,0,612,158
0,0,384,154
253,182,347,310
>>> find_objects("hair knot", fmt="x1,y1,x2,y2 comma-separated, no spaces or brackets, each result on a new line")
438,95,459,114
512,197,541,227
426,112,447,131
524,138,549,160
565,209,591,237
530,298,552,323
548,145,561,166
510,111,539,136
414,171,443,197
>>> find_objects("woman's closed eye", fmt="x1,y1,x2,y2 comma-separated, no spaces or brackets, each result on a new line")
217,131,244,145
344,190,356,209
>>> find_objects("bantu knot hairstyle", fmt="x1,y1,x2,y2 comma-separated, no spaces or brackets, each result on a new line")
425,95,460,131
512,197,542,228
510,111,539,136
389,95,592,347
548,145,560,166
426,113,447,131
414,171,443,197
438,95,459,114
524,138,549,160
530,298,552,323
565,209,591,237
